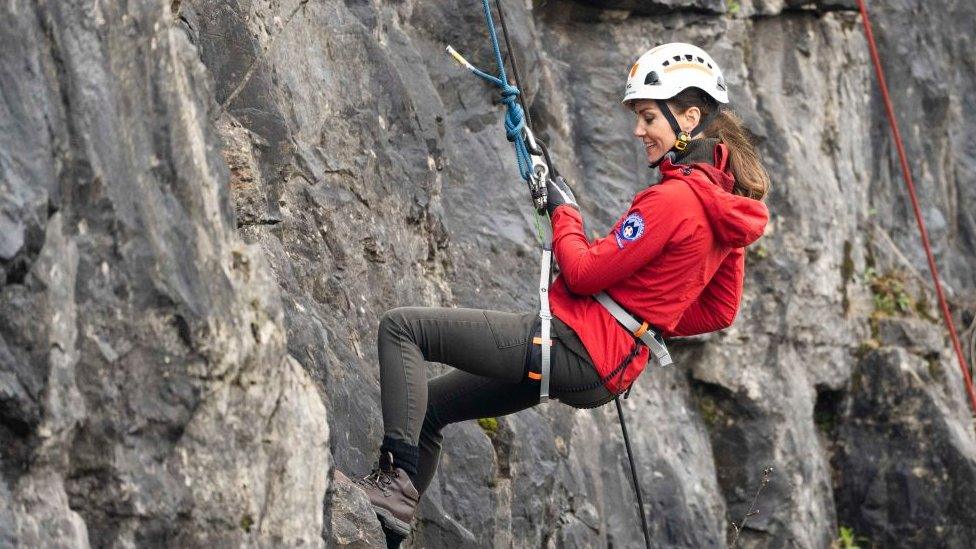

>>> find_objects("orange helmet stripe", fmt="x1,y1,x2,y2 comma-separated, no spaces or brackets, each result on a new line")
663,62,713,76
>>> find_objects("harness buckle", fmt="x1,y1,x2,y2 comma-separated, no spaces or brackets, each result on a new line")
594,292,673,371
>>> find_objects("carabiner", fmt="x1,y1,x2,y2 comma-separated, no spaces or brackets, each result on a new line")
522,127,550,211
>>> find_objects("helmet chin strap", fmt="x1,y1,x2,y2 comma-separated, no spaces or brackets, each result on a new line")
648,99,719,169
656,99,691,152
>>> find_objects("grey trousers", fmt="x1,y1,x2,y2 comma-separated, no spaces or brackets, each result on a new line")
378,307,615,494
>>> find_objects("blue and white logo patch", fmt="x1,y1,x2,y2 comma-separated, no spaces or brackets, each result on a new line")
615,212,645,248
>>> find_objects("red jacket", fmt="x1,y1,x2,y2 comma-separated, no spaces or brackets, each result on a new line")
549,144,769,394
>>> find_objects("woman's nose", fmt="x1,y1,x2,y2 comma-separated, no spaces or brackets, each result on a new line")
633,120,644,138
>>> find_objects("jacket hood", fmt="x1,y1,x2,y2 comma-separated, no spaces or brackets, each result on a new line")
661,143,769,248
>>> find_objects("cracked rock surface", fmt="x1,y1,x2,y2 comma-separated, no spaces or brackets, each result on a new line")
2,0,975,548
1,1,328,546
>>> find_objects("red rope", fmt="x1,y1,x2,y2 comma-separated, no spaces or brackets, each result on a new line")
856,0,976,416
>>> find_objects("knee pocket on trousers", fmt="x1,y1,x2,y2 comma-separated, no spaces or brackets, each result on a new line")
482,310,530,349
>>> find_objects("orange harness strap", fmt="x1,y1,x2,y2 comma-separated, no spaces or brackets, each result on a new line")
527,337,554,380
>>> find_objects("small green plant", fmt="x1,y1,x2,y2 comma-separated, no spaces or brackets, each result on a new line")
862,268,914,317
748,244,769,261
833,525,868,549
728,0,741,15
240,514,254,533
477,417,499,436
837,526,857,548
697,395,720,426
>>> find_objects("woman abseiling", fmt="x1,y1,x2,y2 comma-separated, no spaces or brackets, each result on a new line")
351,43,770,537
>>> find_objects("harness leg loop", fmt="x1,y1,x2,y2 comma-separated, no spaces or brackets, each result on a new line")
538,247,553,402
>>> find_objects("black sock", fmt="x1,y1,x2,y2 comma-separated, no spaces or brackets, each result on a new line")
380,436,419,481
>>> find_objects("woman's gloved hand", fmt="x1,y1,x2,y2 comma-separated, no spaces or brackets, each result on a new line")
546,175,579,217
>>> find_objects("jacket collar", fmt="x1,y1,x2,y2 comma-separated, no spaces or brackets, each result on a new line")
658,138,734,193
673,137,721,166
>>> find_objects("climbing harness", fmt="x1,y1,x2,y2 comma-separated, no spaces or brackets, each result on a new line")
856,0,976,417
448,1,654,541
596,292,673,368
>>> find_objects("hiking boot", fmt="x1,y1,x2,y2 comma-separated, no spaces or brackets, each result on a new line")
353,451,420,536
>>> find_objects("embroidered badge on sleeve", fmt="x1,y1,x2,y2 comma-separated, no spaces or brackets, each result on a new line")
615,211,645,248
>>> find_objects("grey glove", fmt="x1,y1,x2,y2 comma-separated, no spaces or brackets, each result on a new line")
546,176,579,217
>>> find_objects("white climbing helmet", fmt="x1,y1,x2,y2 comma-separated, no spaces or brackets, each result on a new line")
622,43,729,105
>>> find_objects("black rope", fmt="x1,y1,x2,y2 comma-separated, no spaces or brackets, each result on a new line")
493,0,534,132
616,398,652,549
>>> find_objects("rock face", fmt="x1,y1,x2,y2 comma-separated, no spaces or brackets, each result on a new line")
3,0,975,548
323,471,386,548
0,1,329,546
831,346,976,548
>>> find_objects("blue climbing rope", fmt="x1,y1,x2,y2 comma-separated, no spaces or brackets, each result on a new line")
446,0,532,181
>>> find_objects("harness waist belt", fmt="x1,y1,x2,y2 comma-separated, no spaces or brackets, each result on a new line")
594,292,673,368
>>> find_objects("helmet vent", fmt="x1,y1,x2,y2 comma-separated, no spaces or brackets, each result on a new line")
644,71,661,85
697,57,704,63
673,55,681,61
662,60,670,67
684,54,693,61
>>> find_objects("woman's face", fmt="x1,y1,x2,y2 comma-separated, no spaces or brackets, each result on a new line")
631,99,699,164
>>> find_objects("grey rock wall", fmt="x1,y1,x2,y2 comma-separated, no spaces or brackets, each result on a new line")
2,0,975,547
1,1,328,546
832,345,976,548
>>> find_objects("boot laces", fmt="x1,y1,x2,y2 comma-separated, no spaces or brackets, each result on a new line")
361,468,396,487
358,463,397,495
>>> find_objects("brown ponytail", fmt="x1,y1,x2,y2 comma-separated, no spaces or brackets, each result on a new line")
667,89,770,200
